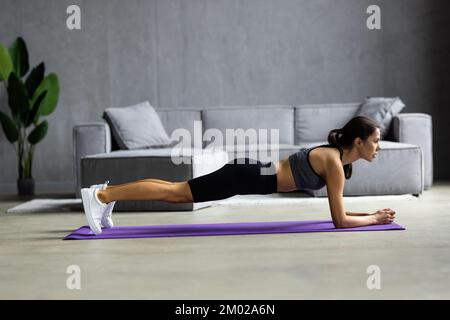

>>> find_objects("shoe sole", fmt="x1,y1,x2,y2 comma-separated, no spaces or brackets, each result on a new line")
81,188,102,235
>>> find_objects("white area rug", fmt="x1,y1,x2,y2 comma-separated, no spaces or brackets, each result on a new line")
5,194,417,213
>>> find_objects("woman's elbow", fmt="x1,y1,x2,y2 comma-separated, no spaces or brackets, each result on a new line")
332,219,348,229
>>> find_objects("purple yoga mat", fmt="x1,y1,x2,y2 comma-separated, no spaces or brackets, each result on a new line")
63,220,405,240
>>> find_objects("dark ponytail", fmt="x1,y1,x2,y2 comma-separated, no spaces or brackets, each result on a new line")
327,116,380,179
327,128,343,147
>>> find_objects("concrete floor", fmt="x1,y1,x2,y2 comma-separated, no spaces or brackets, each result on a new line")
1,181,450,299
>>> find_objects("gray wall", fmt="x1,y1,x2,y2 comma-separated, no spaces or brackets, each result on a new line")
0,0,449,194
382,0,450,181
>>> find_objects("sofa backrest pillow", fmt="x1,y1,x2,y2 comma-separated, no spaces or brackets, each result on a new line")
355,97,406,138
103,101,174,150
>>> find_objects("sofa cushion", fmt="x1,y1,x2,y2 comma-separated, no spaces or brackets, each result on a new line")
355,97,405,138
211,143,302,163
103,101,173,150
294,103,361,143
201,105,294,147
156,108,202,148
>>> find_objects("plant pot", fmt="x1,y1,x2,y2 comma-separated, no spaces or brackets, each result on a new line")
17,178,35,196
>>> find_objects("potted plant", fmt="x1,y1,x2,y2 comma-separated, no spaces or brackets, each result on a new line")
0,37,59,196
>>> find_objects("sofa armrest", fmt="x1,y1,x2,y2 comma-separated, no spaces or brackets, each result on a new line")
73,122,112,198
389,113,433,188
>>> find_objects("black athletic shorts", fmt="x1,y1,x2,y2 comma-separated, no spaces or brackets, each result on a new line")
187,157,278,203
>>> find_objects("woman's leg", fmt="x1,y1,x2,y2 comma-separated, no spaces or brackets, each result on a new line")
97,179,193,204
96,158,277,204
187,158,277,202
103,178,175,190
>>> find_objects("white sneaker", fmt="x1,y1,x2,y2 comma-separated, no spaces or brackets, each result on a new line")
81,187,108,235
89,180,116,228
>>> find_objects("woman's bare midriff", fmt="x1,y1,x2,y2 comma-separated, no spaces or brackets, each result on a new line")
273,158,298,192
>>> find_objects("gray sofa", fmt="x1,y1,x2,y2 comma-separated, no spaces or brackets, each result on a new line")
73,103,433,211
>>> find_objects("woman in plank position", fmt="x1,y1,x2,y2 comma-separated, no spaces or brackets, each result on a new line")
81,116,395,235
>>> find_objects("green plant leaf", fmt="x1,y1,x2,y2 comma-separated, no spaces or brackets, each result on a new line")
0,110,19,143
25,62,45,97
26,90,47,127
7,72,29,119
33,114,40,126
9,37,29,78
32,73,59,116
0,43,13,81
27,120,48,145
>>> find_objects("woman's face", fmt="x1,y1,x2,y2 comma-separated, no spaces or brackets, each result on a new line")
362,128,381,162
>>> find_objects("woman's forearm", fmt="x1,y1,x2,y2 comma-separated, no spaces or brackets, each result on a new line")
346,211,371,216
337,214,377,228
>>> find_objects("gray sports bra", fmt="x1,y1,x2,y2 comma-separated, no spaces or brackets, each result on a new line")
288,144,344,190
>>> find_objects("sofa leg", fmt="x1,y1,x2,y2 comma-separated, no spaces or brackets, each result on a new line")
412,193,420,198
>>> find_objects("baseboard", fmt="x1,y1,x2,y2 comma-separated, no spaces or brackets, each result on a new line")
0,181,75,195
